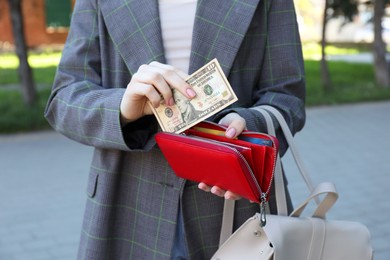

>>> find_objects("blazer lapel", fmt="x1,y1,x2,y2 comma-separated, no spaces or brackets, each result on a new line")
189,0,261,76
99,0,260,76
100,0,165,75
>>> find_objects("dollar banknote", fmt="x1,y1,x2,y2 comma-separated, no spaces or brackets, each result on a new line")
150,59,238,133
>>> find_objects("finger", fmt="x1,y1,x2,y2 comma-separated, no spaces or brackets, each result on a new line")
135,68,174,106
223,115,246,139
148,62,196,99
126,81,163,108
218,113,246,128
224,191,242,200
120,82,162,123
198,182,212,192
149,61,190,79
211,186,226,197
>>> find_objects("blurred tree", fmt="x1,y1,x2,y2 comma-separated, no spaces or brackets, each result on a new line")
321,0,359,92
373,0,390,87
321,0,332,91
8,0,37,106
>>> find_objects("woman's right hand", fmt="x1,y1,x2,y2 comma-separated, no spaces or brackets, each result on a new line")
120,61,197,125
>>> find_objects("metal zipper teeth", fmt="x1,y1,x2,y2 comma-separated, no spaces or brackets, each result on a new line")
265,147,277,196
186,135,263,196
241,131,278,196
264,141,277,196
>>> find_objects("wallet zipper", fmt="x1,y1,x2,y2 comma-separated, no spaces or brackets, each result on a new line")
182,124,277,227
185,134,263,197
227,145,263,196
183,131,278,209
242,131,278,196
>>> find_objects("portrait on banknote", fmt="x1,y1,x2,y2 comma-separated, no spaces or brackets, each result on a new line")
150,59,238,133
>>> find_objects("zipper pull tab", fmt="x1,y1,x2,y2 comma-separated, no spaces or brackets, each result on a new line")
260,193,267,227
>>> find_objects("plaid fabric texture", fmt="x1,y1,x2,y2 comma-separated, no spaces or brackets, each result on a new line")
44,0,305,259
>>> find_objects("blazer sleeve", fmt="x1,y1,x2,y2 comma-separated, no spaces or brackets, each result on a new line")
44,0,155,151
215,0,306,156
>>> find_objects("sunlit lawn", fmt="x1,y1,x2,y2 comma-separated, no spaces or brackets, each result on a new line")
0,51,61,133
0,51,61,68
0,51,60,85
304,60,390,106
0,43,390,133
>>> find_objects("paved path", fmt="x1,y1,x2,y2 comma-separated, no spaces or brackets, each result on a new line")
283,101,390,260
0,132,92,259
0,101,389,259
327,52,390,63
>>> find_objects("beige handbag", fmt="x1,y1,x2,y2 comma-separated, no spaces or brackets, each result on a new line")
211,106,373,260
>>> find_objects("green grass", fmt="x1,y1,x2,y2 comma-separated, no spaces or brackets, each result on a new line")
0,67,57,85
1,46,390,133
0,51,62,68
303,42,359,60
305,60,390,106
0,51,59,133
0,51,59,85
0,88,51,133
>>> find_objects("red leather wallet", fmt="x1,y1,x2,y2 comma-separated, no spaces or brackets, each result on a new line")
155,121,278,203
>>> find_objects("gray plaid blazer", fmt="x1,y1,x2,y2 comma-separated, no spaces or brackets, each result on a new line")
45,0,305,259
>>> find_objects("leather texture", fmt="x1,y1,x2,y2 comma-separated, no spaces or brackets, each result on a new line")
44,0,306,257
155,121,278,203
211,214,274,260
265,215,373,260
263,182,373,260
213,211,373,260
212,107,373,260
213,182,373,260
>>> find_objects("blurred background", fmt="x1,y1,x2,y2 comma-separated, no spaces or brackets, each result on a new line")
0,0,389,259
0,0,389,132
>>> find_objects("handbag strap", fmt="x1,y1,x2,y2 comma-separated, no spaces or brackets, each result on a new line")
290,181,338,218
219,106,285,245
254,108,288,215
256,105,317,196
219,199,235,247
219,105,327,245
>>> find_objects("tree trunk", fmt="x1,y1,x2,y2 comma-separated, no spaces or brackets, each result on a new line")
321,0,332,92
8,0,37,106
373,0,390,88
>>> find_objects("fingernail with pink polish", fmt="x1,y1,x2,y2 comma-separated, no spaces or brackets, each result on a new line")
186,88,196,98
226,128,236,138
168,97,175,106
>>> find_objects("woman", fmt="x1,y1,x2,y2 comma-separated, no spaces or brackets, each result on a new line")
45,0,305,259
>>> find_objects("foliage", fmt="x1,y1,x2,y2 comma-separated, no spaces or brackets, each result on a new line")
0,51,59,133
328,0,359,21
1,49,390,133
7,0,37,106
0,88,51,133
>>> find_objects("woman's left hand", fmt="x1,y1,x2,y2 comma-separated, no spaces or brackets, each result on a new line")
198,113,246,200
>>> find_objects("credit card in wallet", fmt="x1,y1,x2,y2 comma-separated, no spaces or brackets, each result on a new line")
189,135,251,152
192,126,273,147
238,136,273,147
